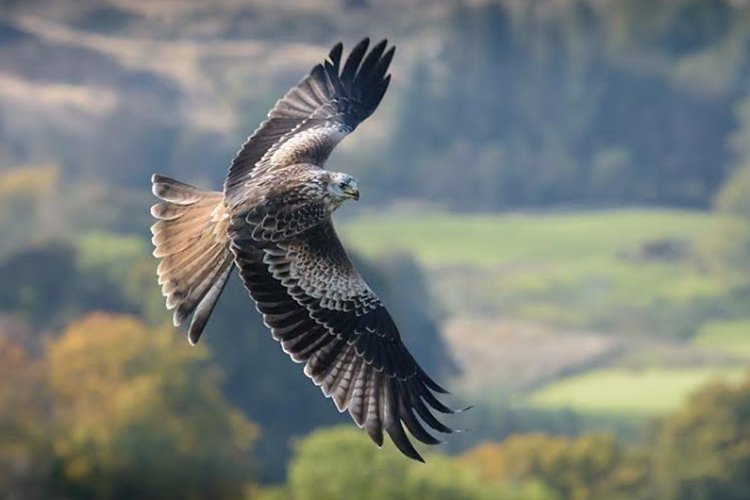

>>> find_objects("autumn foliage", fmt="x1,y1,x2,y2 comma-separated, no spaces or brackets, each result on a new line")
0,314,257,499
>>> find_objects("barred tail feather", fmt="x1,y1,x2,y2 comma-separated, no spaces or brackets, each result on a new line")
150,174,233,344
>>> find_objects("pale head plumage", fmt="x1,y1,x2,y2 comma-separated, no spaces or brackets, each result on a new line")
327,171,360,204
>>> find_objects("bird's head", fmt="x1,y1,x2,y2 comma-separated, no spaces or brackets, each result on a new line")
327,172,360,203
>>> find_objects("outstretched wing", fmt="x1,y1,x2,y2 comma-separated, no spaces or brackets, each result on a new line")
224,38,394,207
229,218,456,461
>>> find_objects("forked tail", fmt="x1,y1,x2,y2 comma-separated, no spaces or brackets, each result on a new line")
150,174,233,344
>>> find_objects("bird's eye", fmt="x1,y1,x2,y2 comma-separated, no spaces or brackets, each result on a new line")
339,182,347,188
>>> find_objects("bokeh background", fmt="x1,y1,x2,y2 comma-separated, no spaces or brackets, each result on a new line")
2,0,750,498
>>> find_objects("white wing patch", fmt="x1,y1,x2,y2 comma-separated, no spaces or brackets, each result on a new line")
273,124,348,166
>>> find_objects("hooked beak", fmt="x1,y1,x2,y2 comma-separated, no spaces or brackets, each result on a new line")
344,186,360,201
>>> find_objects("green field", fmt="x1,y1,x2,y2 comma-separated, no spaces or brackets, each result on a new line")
526,367,748,417
339,208,716,267
340,209,726,335
341,208,750,422
694,320,750,359
82,207,746,425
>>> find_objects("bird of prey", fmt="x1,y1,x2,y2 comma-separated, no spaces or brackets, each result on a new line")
150,38,457,461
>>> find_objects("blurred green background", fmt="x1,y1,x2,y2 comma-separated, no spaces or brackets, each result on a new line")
2,0,750,498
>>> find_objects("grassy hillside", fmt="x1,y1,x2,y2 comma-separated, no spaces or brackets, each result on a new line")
693,320,750,359
340,209,725,334
339,209,716,267
526,367,747,418
341,209,750,422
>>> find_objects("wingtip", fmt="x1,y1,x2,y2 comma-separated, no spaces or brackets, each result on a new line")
383,45,396,63
421,371,451,394
366,423,384,448
149,203,165,219
329,41,343,63
151,174,166,197
398,442,425,463
151,174,162,196
188,323,201,345
372,38,388,52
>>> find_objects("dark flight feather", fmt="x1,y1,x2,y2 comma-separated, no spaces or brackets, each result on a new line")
230,215,457,461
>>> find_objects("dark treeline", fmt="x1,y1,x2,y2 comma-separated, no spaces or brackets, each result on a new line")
0,234,455,482
370,0,750,209
281,376,750,500
0,0,750,210
4,1,750,211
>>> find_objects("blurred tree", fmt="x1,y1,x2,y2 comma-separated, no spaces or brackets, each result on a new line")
46,313,257,500
0,165,63,257
93,101,181,188
287,426,410,500
652,375,750,500
405,451,558,500
460,434,649,500
75,232,164,324
706,163,750,286
0,332,51,499
714,85,750,287
0,243,79,328
376,0,739,209
286,426,552,500
0,232,167,332
0,230,452,483
443,403,583,456
0,239,153,331
3,1,750,210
